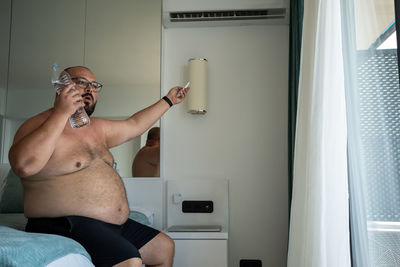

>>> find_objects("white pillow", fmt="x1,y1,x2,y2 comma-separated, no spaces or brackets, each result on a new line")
129,206,154,226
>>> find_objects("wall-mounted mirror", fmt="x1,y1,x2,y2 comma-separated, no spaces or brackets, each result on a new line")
0,0,162,178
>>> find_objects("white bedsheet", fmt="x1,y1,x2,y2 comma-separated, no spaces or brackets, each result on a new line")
47,253,94,267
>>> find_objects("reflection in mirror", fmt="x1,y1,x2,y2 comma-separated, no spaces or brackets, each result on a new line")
132,127,160,177
1,0,161,177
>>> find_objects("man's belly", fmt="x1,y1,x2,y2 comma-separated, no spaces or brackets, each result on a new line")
22,161,130,225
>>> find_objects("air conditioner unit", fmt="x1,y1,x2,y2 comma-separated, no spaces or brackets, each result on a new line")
162,0,289,28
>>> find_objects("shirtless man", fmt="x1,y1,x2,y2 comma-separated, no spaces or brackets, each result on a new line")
132,127,160,177
8,66,189,267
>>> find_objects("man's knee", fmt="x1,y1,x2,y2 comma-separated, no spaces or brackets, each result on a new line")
159,233,175,259
140,232,175,265
165,235,175,257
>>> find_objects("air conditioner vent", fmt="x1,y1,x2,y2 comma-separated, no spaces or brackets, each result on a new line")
169,8,286,22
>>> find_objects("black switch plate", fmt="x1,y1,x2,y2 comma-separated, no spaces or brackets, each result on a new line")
240,259,262,267
182,200,213,213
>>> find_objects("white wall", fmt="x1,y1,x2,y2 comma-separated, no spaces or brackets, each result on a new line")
162,25,289,267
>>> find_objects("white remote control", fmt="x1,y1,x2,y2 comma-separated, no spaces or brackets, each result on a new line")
178,81,190,96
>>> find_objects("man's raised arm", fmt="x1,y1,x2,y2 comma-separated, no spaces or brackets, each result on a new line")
103,86,189,148
8,83,84,177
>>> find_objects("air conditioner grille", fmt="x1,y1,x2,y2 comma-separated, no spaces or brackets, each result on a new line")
169,9,286,22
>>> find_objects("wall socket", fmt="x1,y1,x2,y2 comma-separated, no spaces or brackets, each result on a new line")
240,259,262,267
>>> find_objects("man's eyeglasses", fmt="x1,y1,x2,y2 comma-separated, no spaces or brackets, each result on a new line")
72,77,103,92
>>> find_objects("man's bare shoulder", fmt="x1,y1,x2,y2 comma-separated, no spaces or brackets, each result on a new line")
31,109,53,121
13,109,52,143
90,117,127,132
89,117,115,131
90,117,112,124
88,117,118,144
90,117,141,148
19,109,52,130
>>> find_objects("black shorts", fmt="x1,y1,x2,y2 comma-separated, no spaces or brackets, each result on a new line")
25,216,160,267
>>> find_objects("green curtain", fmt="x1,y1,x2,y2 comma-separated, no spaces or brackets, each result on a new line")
288,0,304,209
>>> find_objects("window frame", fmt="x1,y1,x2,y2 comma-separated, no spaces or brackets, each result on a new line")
396,0,400,76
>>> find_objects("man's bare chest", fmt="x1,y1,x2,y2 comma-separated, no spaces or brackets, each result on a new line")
39,129,114,177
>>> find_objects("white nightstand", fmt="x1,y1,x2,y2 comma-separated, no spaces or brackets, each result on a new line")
166,230,228,267
165,179,229,267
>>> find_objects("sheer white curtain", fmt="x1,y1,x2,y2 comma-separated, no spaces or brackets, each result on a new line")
287,0,351,266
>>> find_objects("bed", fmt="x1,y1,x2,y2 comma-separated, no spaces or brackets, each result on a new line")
0,164,155,267
0,224,93,267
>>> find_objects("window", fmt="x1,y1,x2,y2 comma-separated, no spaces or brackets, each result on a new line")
347,0,400,266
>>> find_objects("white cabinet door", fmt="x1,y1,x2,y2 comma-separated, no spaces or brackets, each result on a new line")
173,240,228,267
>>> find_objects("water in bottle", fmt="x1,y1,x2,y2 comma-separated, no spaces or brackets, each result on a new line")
51,64,90,128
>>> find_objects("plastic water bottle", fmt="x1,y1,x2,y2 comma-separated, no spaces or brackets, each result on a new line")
51,64,90,128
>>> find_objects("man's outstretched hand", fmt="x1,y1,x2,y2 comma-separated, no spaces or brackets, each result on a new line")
166,86,190,105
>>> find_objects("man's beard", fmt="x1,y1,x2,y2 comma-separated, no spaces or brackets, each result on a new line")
84,101,96,116
82,93,96,116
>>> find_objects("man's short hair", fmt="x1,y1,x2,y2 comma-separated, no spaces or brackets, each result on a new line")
64,66,92,73
147,127,160,141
